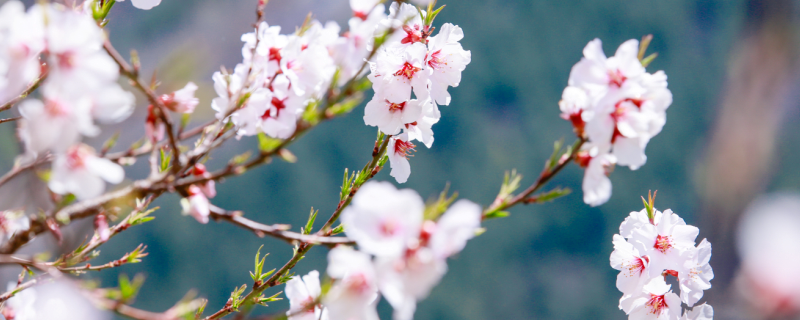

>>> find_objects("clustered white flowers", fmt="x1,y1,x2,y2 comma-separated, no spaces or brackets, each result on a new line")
610,199,713,320
284,181,482,320
213,0,470,184
0,1,137,201
365,2,471,183
560,39,672,206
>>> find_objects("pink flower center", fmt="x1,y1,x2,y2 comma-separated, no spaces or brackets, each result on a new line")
575,151,592,168
65,146,88,170
427,50,444,69
654,234,673,254
57,51,75,70
394,62,421,80
345,273,371,295
608,69,627,87
646,293,668,316
610,98,644,143
268,47,282,62
262,96,288,119
394,139,416,159
300,297,316,314
629,256,649,276
401,25,424,44
380,218,399,236
386,100,406,113
568,110,585,135
44,100,70,117
354,11,368,20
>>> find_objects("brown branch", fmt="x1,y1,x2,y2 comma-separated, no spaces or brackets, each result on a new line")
0,69,47,113
103,40,182,175
0,153,53,189
209,206,353,247
483,138,586,216
0,116,20,124
105,119,214,161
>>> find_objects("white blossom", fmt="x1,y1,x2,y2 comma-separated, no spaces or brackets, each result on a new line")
5,281,109,320
428,199,482,258
678,239,713,307
363,92,426,135
737,194,800,313
629,209,698,272
163,82,200,113
387,133,416,183
48,144,124,200
610,235,653,298
183,185,211,224
130,0,161,10
286,270,328,320
623,277,682,320
375,247,446,320
578,145,616,207
0,1,44,103
323,246,380,320
259,75,303,139
681,303,713,320
341,181,424,258
425,23,471,106
17,99,82,155
368,42,429,104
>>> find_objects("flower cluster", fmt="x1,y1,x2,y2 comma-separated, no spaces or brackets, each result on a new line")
284,181,482,320
365,2,471,183
610,203,713,319
2,281,109,320
212,0,381,140
560,39,672,206
0,1,133,201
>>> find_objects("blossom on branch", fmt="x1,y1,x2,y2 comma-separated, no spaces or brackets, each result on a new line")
561,38,672,206
49,144,125,201
286,270,328,320
322,181,482,320
611,202,714,319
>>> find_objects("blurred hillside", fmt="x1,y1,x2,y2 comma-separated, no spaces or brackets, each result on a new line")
2,0,800,319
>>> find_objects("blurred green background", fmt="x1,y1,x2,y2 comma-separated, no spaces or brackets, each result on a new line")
3,0,800,319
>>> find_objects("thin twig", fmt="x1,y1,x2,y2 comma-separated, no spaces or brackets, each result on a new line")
209,206,353,247
0,154,53,189
103,40,182,175
0,69,47,113
0,116,21,124
483,138,586,216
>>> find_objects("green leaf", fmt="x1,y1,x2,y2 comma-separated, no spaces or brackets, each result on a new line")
304,208,318,235
483,210,510,220
250,245,269,282
102,132,120,153
180,113,191,131
530,187,572,204
257,291,284,306
159,148,171,172
638,34,653,61
640,53,658,68
546,139,564,172
331,224,345,235
230,150,253,165
424,184,458,220
257,132,282,153
118,274,145,303
194,299,207,319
